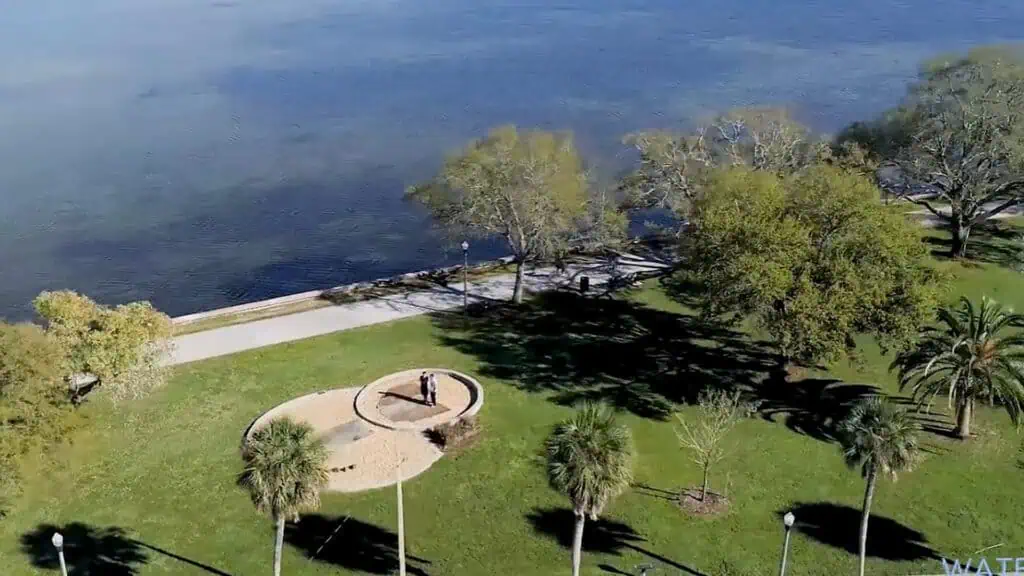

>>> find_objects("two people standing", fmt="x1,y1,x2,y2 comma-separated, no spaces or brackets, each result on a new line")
419,371,438,406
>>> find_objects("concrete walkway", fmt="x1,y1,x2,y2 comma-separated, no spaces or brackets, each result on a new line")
168,255,668,365
907,204,1021,228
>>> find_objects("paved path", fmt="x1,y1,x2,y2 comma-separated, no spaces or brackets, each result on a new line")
907,204,1021,228
168,255,668,365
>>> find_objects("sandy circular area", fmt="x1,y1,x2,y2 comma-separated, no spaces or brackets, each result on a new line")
245,369,483,493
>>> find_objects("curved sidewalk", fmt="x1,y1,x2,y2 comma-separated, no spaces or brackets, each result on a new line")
167,256,668,365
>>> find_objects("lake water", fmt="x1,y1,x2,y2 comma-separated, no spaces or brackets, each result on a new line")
1,0,1021,319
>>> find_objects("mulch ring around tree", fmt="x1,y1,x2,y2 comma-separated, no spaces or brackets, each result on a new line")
678,488,730,516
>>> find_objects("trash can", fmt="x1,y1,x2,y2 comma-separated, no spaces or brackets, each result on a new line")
579,275,590,293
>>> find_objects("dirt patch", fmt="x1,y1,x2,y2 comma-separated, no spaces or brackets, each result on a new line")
386,401,451,422
379,382,430,406
378,381,452,422
678,488,730,516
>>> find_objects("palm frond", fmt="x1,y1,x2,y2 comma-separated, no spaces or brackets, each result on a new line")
545,403,635,519
239,417,329,520
891,297,1024,427
838,397,920,481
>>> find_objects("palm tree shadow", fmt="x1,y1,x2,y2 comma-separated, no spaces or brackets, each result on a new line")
922,219,1021,266
20,523,149,576
526,507,708,576
781,503,939,562
284,514,431,575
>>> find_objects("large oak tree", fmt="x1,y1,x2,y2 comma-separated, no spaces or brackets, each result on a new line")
844,46,1024,258
684,165,944,367
409,125,623,303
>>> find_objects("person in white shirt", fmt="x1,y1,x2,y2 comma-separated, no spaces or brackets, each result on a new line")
427,373,438,406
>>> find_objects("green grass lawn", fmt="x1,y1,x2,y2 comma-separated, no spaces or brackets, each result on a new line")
2,228,1023,576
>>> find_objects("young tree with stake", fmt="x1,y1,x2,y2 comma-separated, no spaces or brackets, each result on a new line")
675,389,758,503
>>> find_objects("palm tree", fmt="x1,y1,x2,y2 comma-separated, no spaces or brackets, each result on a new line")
240,417,329,576
839,397,919,576
545,403,635,576
892,296,1024,439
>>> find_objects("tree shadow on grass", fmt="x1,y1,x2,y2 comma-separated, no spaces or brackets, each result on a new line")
131,540,233,575
284,514,431,575
757,378,882,442
888,396,960,443
526,507,708,576
432,290,780,420
781,503,939,562
20,523,148,576
923,219,1021,267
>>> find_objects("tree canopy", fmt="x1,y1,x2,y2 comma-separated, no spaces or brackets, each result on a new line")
843,46,1024,258
408,125,624,303
0,322,80,514
33,291,172,402
621,108,827,231
684,165,944,366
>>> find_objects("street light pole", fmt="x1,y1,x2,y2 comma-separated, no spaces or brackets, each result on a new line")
461,240,469,315
779,512,795,576
51,532,68,576
394,438,407,576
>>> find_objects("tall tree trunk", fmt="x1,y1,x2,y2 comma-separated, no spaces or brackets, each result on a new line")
955,398,973,439
701,463,710,502
512,259,526,304
571,511,586,576
858,469,877,576
950,222,970,259
273,514,285,576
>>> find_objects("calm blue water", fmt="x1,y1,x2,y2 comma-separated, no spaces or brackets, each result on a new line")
0,0,1021,319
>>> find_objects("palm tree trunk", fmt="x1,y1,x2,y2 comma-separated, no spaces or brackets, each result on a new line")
571,511,586,576
512,259,525,304
273,514,285,576
858,469,877,576
955,399,972,439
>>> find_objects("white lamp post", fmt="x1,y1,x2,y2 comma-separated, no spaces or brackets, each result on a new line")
393,437,407,576
460,240,469,314
51,532,68,576
779,512,795,576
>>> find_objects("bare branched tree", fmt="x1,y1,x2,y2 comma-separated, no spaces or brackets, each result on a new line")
675,388,759,502
897,46,1024,257
622,108,825,232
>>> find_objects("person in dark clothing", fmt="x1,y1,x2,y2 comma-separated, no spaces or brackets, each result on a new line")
419,371,429,404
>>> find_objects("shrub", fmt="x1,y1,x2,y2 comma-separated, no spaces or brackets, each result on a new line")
430,416,481,451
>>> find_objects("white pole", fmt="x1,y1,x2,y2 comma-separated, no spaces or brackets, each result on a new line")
395,436,407,576
57,550,68,576
51,533,68,576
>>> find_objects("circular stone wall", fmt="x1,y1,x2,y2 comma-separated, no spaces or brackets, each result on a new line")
354,368,483,431
244,369,483,493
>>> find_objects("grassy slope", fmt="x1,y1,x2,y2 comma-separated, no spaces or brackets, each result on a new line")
1,225,1022,576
